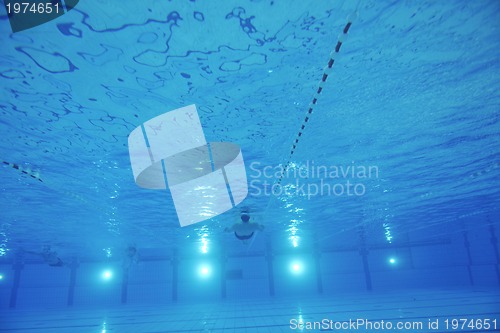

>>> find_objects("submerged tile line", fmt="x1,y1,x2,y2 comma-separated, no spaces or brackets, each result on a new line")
0,324,100,332
2,306,498,331
2,290,499,332
5,310,498,333
144,323,289,333
3,294,497,325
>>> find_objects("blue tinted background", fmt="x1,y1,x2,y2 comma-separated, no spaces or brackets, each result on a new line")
0,0,499,330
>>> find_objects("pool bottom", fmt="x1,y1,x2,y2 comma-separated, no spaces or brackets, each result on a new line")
0,288,498,332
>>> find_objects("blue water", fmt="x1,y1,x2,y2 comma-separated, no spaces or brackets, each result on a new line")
0,0,499,330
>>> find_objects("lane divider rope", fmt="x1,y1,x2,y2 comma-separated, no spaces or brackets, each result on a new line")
275,14,356,189
2,160,43,182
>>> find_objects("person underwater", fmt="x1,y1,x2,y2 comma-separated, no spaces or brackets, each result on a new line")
122,244,139,270
224,213,264,243
23,245,65,267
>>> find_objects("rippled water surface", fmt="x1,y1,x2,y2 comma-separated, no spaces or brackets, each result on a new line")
0,1,498,258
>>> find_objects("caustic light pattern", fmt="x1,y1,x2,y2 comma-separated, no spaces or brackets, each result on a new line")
128,105,248,227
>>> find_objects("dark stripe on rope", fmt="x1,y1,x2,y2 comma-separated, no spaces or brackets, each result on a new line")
335,41,342,52
2,160,43,182
344,22,352,34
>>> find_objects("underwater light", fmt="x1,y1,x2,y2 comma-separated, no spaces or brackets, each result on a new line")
102,270,113,280
290,262,303,274
0,274,3,280
389,257,396,265
198,265,211,278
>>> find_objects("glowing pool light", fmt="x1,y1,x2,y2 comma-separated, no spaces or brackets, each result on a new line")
102,270,113,280
291,261,303,274
199,265,211,278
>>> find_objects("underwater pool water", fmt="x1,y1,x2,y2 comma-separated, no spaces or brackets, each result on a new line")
0,0,499,332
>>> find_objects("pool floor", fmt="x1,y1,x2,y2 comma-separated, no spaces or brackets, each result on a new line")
1,288,499,332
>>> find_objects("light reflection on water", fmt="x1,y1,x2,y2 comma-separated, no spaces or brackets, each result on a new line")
0,223,11,257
